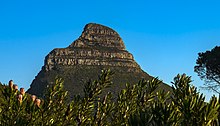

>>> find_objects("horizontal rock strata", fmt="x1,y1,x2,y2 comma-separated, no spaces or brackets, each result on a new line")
27,23,170,100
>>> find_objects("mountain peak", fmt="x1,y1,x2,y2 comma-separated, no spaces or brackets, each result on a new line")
70,23,125,50
27,23,170,100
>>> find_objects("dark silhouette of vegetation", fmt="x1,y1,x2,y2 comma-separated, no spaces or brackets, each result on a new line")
195,46,220,93
0,70,220,125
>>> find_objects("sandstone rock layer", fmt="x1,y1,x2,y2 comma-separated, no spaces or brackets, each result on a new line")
27,23,169,99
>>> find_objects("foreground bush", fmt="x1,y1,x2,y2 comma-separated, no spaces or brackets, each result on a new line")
0,70,220,125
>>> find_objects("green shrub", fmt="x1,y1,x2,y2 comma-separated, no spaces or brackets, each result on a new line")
0,70,219,126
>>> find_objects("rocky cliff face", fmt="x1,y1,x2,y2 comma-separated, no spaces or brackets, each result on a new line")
27,23,169,99
44,23,139,72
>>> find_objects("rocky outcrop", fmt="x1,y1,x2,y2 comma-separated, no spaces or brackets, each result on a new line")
27,23,170,99
44,48,139,72
44,23,139,72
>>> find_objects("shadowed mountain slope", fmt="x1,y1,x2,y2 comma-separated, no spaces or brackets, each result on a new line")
27,23,171,99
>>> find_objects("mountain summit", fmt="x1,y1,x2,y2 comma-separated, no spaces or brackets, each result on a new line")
69,23,125,50
27,23,169,99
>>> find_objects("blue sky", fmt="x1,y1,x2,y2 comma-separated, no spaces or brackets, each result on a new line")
0,0,219,100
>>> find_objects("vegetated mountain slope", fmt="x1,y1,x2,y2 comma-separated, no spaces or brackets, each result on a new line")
27,23,171,99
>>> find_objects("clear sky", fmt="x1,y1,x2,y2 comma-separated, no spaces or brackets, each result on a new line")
0,0,219,100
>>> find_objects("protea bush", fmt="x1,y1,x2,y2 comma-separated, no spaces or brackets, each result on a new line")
0,70,219,125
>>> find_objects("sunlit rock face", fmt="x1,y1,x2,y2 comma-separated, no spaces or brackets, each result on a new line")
70,23,125,50
27,23,170,99
44,23,139,72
